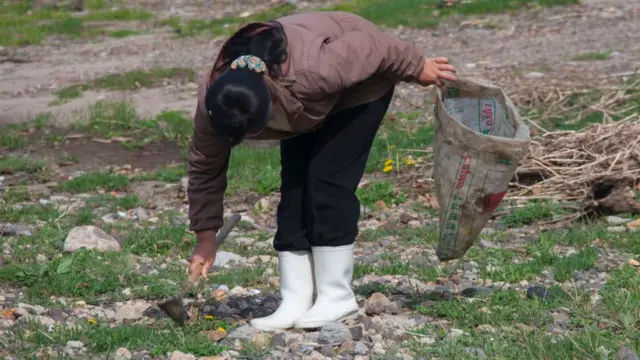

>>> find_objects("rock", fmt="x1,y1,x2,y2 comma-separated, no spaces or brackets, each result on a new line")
169,351,196,360
479,239,498,249
607,216,629,225
464,347,487,359
372,342,385,354
66,340,84,349
252,333,270,349
354,342,369,355
365,293,392,315
616,347,639,360
527,286,555,301
349,325,364,341
609,226,627,233
63,226,121,253
35,254,47,264
270,332,286,347
115,302,151,321
626,218,640,231
133,208,149,221
460,286,492,298
115,348,132,360
0,223,32,237
553,312,570,328
254,198,270,213
318,322,352,345
525,72,545,78
234,237,256,247
19,314,56,327
628,259,640,267
205,329,228,342
476,324,496,333
214,251,244,267
445,328,464,340
228,325,257,341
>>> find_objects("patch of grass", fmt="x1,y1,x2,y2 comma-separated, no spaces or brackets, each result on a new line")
55,67,196,102
162,3,296,37
0,114,51,150
324,0,579,29
357,180,408,208
540,225,640,255
9,317,228,358
58,171,130,194
134,164,186,183
109,29,141,38
358,226,440,244
122,222,193,257
571,51,613,61
82,8,153,22
0,203,61,224
0,155,45,175
2,186,32,204
417,288,567,329
468,240,599,283
68,101,194,150
0,2,152,46
499,200,571,227
85,194,144,212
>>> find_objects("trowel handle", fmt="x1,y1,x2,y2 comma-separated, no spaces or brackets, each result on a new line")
216,213,241,248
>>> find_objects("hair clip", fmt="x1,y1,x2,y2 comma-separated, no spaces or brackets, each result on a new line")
230,55,267,74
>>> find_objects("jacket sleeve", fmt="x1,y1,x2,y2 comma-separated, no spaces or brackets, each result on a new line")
303,12,425,96
187,105,231,233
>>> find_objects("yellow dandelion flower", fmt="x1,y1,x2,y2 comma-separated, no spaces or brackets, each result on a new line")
384,159,393,167
383,165,393,173
87,318,96,325
388,145,396,150
205,315,214,320
404,156,416,166
217,327,227,333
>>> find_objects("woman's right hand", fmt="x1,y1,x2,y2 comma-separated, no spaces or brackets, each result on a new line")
188,230,217,280
417,57,458,87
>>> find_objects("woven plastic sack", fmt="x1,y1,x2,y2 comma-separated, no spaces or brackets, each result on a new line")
433,77,531,261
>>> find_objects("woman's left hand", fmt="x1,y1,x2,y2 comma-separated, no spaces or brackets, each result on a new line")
417,57,458,87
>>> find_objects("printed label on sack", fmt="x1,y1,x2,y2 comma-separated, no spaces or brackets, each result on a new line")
441,155,475,245
479,99,496,135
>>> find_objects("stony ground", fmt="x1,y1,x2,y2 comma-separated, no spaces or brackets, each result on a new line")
1,0,640,359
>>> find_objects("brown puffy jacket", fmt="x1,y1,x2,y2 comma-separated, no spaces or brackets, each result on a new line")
188,11,425,233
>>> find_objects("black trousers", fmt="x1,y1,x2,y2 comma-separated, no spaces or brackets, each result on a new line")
273,87,394,252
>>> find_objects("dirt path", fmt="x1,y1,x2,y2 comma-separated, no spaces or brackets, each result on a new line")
1,0,638,127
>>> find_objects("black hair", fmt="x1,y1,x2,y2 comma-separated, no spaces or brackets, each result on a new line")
205,21,288,146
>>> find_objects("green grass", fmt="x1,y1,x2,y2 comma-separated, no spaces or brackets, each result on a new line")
356,180,408,208
54,68,196,103
84,194,145,212
58,171,130,194
0,113,51,150
0,2,151,46
325,0,580,29
70,101,194,150
411,265,639,359
109,29,141,38
160,3,297,37
0,155,45,175
571,51,613,61
8,317,229,357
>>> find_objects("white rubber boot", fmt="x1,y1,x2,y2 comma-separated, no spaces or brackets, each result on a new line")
294,244,359,329
250,251,314,331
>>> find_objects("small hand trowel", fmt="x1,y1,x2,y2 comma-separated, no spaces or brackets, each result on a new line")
158,213,241,326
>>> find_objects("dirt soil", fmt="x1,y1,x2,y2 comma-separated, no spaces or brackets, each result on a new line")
1,0,639,170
